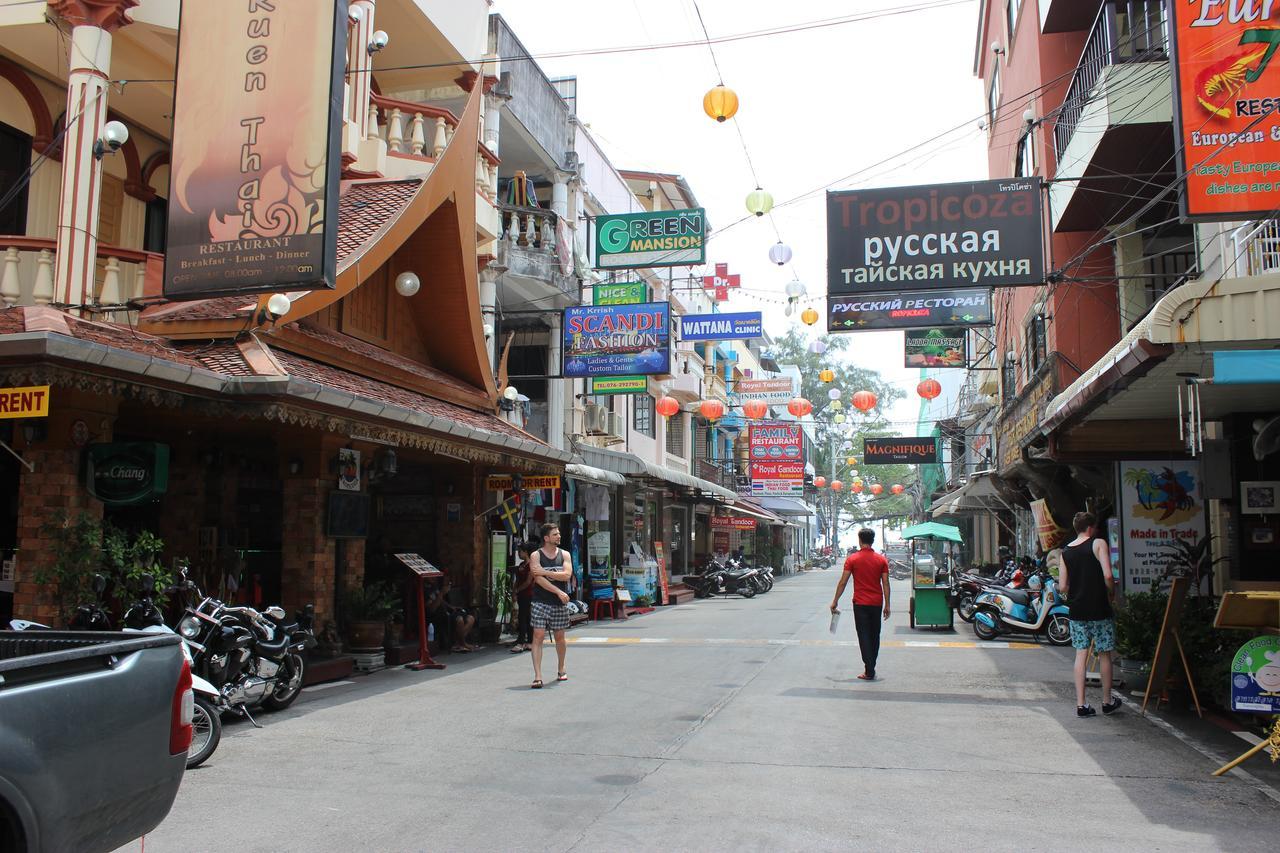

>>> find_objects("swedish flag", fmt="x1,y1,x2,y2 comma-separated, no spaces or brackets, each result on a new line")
496,495,521,537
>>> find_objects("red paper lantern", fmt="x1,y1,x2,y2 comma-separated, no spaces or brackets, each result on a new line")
656,396,680,418
787,397,813,417
699,399,725,421
891,484,905,495
851,390,878,412
814,476,826,488
830,480,844,492
742,399,768,419
851,482,864,494
917,378,942,400
870,483,883,495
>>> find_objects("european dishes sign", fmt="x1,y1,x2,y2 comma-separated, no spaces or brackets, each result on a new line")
562,302,672,378
594,208,706,269
680,312,762,341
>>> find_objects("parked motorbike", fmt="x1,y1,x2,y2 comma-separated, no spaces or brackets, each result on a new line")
971,572,1071,645
728,556,771,593
686,558,759,599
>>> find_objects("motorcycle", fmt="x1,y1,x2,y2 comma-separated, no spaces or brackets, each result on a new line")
686,558,759,599
971,572,1071,645
728,556,771,593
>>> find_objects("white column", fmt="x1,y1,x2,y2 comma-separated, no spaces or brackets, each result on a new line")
550,170,570,220
53,25,113,310
484,91,504,155
347,1,376,138
547,312,565,451
479,266,500,370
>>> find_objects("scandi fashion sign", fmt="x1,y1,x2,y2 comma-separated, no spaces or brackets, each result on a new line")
164,0,347,299
748,424,805,497
562,302,672,377
827,179,1043,293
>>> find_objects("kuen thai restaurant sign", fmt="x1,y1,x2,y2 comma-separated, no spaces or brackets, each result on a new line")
164,0,347,300
749,424,804,497
1117,460,1206,590
594,208,706,269
863,437,937,465
562,302,671,378
826,179,1043,294
1170,5,1280,220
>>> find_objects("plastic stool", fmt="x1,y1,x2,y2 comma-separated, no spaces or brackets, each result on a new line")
590,599,616,620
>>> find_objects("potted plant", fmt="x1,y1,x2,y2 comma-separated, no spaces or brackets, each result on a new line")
1113,590,1166,679
342,581,401,650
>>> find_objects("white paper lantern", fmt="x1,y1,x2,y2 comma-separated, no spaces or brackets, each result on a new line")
768,242,793,266
807,339,827,355
827,388,842,400
784,280,807,298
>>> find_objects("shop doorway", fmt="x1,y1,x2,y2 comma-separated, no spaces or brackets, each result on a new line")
664,504,689,575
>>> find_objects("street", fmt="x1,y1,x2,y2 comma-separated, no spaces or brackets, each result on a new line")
126,571,1276,852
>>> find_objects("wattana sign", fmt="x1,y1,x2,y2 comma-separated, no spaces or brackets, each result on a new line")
828,287,993,332
863,437,937,464
594,208,706,269
749,424,805,497
1171,4,1280,220
562,302,671,378
165,0,346,300
680,312,763,341
827,179,1043,293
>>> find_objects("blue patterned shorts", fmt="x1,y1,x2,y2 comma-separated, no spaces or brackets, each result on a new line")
1069,618,1116,651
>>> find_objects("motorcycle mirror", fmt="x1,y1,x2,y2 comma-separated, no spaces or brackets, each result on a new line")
140,573,155,595
92,573,107,595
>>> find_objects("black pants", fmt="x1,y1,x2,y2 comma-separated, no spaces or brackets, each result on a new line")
853,604,883,676
516,597,532,644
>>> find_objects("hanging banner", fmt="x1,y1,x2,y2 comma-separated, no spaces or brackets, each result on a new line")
562,302,671,378
594,208,706,269
864,437,937,464
749,424,805,496
905,328,968,368
732,377,797,405
1170,6,1280,221
1118,460,1206,590
1230,636,1280,714
164,0,346,300
828,288,992,332
827,179,1043,293
1029,499,1069,552
680,312,763,341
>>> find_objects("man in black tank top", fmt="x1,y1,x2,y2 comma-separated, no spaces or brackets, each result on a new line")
1058,511,1120,717
528,522,573,689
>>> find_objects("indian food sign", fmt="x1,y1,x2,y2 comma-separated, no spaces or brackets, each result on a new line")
594,208,706,269
562,302,672,378
165,0,347,299
1171,4,1280,220
748,424,805,497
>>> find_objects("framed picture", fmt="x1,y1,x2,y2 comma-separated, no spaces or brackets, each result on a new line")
1240,481,1280,514
337,448,361,492
1249,526,1275,545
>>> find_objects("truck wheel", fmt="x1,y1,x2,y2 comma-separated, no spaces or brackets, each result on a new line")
187,696,222,768
263,653,305,711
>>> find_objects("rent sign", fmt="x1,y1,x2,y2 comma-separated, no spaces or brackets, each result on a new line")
562,302,672,377
864,437,937,464
0,385,50,419
594,208,706,269
827,179,1043,293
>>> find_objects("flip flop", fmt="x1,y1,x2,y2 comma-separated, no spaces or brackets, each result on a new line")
856,673,875,681
509,645,524,653
556,672,568,682
530,680,543,689
452,646,470,653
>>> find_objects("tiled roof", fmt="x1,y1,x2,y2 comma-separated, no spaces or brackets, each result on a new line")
48,310,248,373
0,309,24,334
143,178,424,325
285,322,479,397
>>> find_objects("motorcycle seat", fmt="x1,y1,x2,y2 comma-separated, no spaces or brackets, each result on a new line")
256,634,291,658
992,587,1032,606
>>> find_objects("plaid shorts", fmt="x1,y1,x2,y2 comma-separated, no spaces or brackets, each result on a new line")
530,601,570,631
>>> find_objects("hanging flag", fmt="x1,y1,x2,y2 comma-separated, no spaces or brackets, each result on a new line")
496,495,522,537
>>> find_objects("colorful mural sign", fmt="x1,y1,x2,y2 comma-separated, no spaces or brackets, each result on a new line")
562,302,671,378
749,424,805,496
905,327,968,368
594,208,706,269
680,312,763,341
1230,636,1280,714
1118,460,1206,590
165,0,346,299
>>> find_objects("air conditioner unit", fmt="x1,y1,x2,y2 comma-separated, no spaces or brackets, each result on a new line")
584,402,607,435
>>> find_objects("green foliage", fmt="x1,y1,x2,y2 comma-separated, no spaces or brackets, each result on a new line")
634,594,653,607
1113,591,1167,661
36,511,104,621
101,524,173,602
343,581,402,622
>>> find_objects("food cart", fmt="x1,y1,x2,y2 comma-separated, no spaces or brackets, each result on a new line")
901,521,961,630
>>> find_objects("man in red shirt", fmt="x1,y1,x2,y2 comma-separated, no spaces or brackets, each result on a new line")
829,528,891,680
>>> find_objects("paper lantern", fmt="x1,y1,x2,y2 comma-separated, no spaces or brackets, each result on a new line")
787,397,812,417
830,480,844,492
834,414,846,424
699,399,725,421
829,400,843,411
852,482,864,494
703,85,739,122
870,483,884,495
742,399,768,419
851,390,878,412
819,369,836,383
769,242,792,265
814,476,827,488
656,396,680,418
891,484,905,494
917,378,942,400
746,187,774,217
808,339,827,355
841,440,853,450
827,388,842,400
846,456,857,466
785,280,807,298
800,307,819,326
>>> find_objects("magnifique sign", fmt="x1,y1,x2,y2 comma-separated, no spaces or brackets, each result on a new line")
864,437,937,464
594,208,706,269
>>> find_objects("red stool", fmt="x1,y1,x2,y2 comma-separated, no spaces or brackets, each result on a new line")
590,598,616,620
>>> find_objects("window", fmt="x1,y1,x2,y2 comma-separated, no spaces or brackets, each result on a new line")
633,393,655,438
0,122,31,236
144,198,168,253
1025,315,1047,375
665,412,685,457
1002,355,1017,402
987,65,1001,129
1014,130,1035,178
1005,0,1018,43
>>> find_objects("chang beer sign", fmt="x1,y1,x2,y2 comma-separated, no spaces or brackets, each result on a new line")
594,208,706,269
85,443,170,506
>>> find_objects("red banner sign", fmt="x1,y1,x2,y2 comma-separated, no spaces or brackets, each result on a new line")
711,516,757,530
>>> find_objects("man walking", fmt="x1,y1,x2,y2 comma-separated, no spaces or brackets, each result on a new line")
830,528,891,680
529,523,573,689
1058,511,1120,717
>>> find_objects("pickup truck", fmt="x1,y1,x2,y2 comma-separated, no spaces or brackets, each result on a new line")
0,631,190,852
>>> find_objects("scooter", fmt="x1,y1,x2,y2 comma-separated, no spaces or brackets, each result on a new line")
686,558,758,598
971,572,1071,645
951,569,1028,624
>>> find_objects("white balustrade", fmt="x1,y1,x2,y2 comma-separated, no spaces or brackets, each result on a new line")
0,242,156,315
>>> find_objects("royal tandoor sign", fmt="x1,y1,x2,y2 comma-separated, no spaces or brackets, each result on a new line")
594,208,706,269
85,443,170,506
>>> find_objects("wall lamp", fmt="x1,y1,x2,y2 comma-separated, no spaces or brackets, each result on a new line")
21,421,47,444
368,30,389,54
93,121,128,160
257,293,291,326
394,271,420,297
287,457,303,475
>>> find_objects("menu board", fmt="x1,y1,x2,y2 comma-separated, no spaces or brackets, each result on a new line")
395,553,443,578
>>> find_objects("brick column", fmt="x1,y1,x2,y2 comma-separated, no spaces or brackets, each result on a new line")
281,476,335,626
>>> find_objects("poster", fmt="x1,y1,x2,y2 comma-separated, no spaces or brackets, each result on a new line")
1118,460,1206,589
653,541,669,606
337,448,360,491
1230,636,1280,714
562,302,671,378
490,534,509,624
905,328,967,367
1029,499,1068,552
749,424,805,496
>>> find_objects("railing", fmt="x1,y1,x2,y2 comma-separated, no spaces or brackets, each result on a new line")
1145,249,1197,302
499,204,558,251
368,93,499,201
1053,0,1169,160
1231,220,1280,277
0,236,163,318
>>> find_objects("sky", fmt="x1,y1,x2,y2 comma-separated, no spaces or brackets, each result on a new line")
494,0,988,432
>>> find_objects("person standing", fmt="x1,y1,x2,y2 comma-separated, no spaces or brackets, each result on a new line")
1058,511,1120,717
510,541,536,653
529,523,572,689
829,528,891,681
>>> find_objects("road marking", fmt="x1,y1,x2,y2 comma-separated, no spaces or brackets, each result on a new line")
303,680,355,692
563,636,1041,650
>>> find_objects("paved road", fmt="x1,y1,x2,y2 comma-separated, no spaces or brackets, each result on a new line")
124,571,1276,852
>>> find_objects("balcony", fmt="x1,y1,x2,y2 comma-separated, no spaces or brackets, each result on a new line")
1041,0,1103,34
0,236,162,320
494,205,576,304
1049,0,1173,232
1231,220,1280,277
664,350,705,401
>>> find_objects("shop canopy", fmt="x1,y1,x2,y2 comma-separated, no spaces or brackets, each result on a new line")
929,472,1009,517
757,496,813,517
565,462,627,487
577,444,736,501
901,521,963,543
728,498,792,527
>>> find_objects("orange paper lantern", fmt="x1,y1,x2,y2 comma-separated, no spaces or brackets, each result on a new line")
851,390,878,412
819,369,835,383
814,476,827,488
830,480,844,492
870,483,883,495
800,308,820,326
891,484,905,495
917,378,942,400
699,399,725,421
741,399,768,419
851,482,864,493
787,397,813,417
703,85,739,122
656,396,680,418
846,456,857,466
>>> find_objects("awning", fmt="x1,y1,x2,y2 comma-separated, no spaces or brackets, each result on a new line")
727,498,788,526
565,462,626,487
757,496,813,518
929,472,1009,517
576,444,736,500
902,521,963,543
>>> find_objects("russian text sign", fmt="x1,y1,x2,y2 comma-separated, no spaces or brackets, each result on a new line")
828,288,992,332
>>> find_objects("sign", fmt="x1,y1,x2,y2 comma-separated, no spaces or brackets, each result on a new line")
395,553,443,578
827,179,1043,293
864,437,937,465
1030,499,1069,551
1230,636,1280,714
1170,7,1280,220
589,376,648,395
486,474,561,491
563,302,671,378
84,443,170,506
164,0,346,299
711,516,757,530
828,288,993,332
905,328,967,368
1118,460,1206,589
0,385,50,419
489,535,509,624
337,448,360,491
653,541,669,606
702,262,740,301
594,208,706,269
996,361,1057,472
593,282,646,305
749,424,805,496
732,377,797,405
713,530,730,553
680,312,763,341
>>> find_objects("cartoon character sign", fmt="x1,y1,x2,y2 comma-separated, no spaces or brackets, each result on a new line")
1231,636,1280,714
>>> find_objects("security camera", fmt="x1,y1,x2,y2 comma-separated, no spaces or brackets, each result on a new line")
93,120,128,160
368,30,389,54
